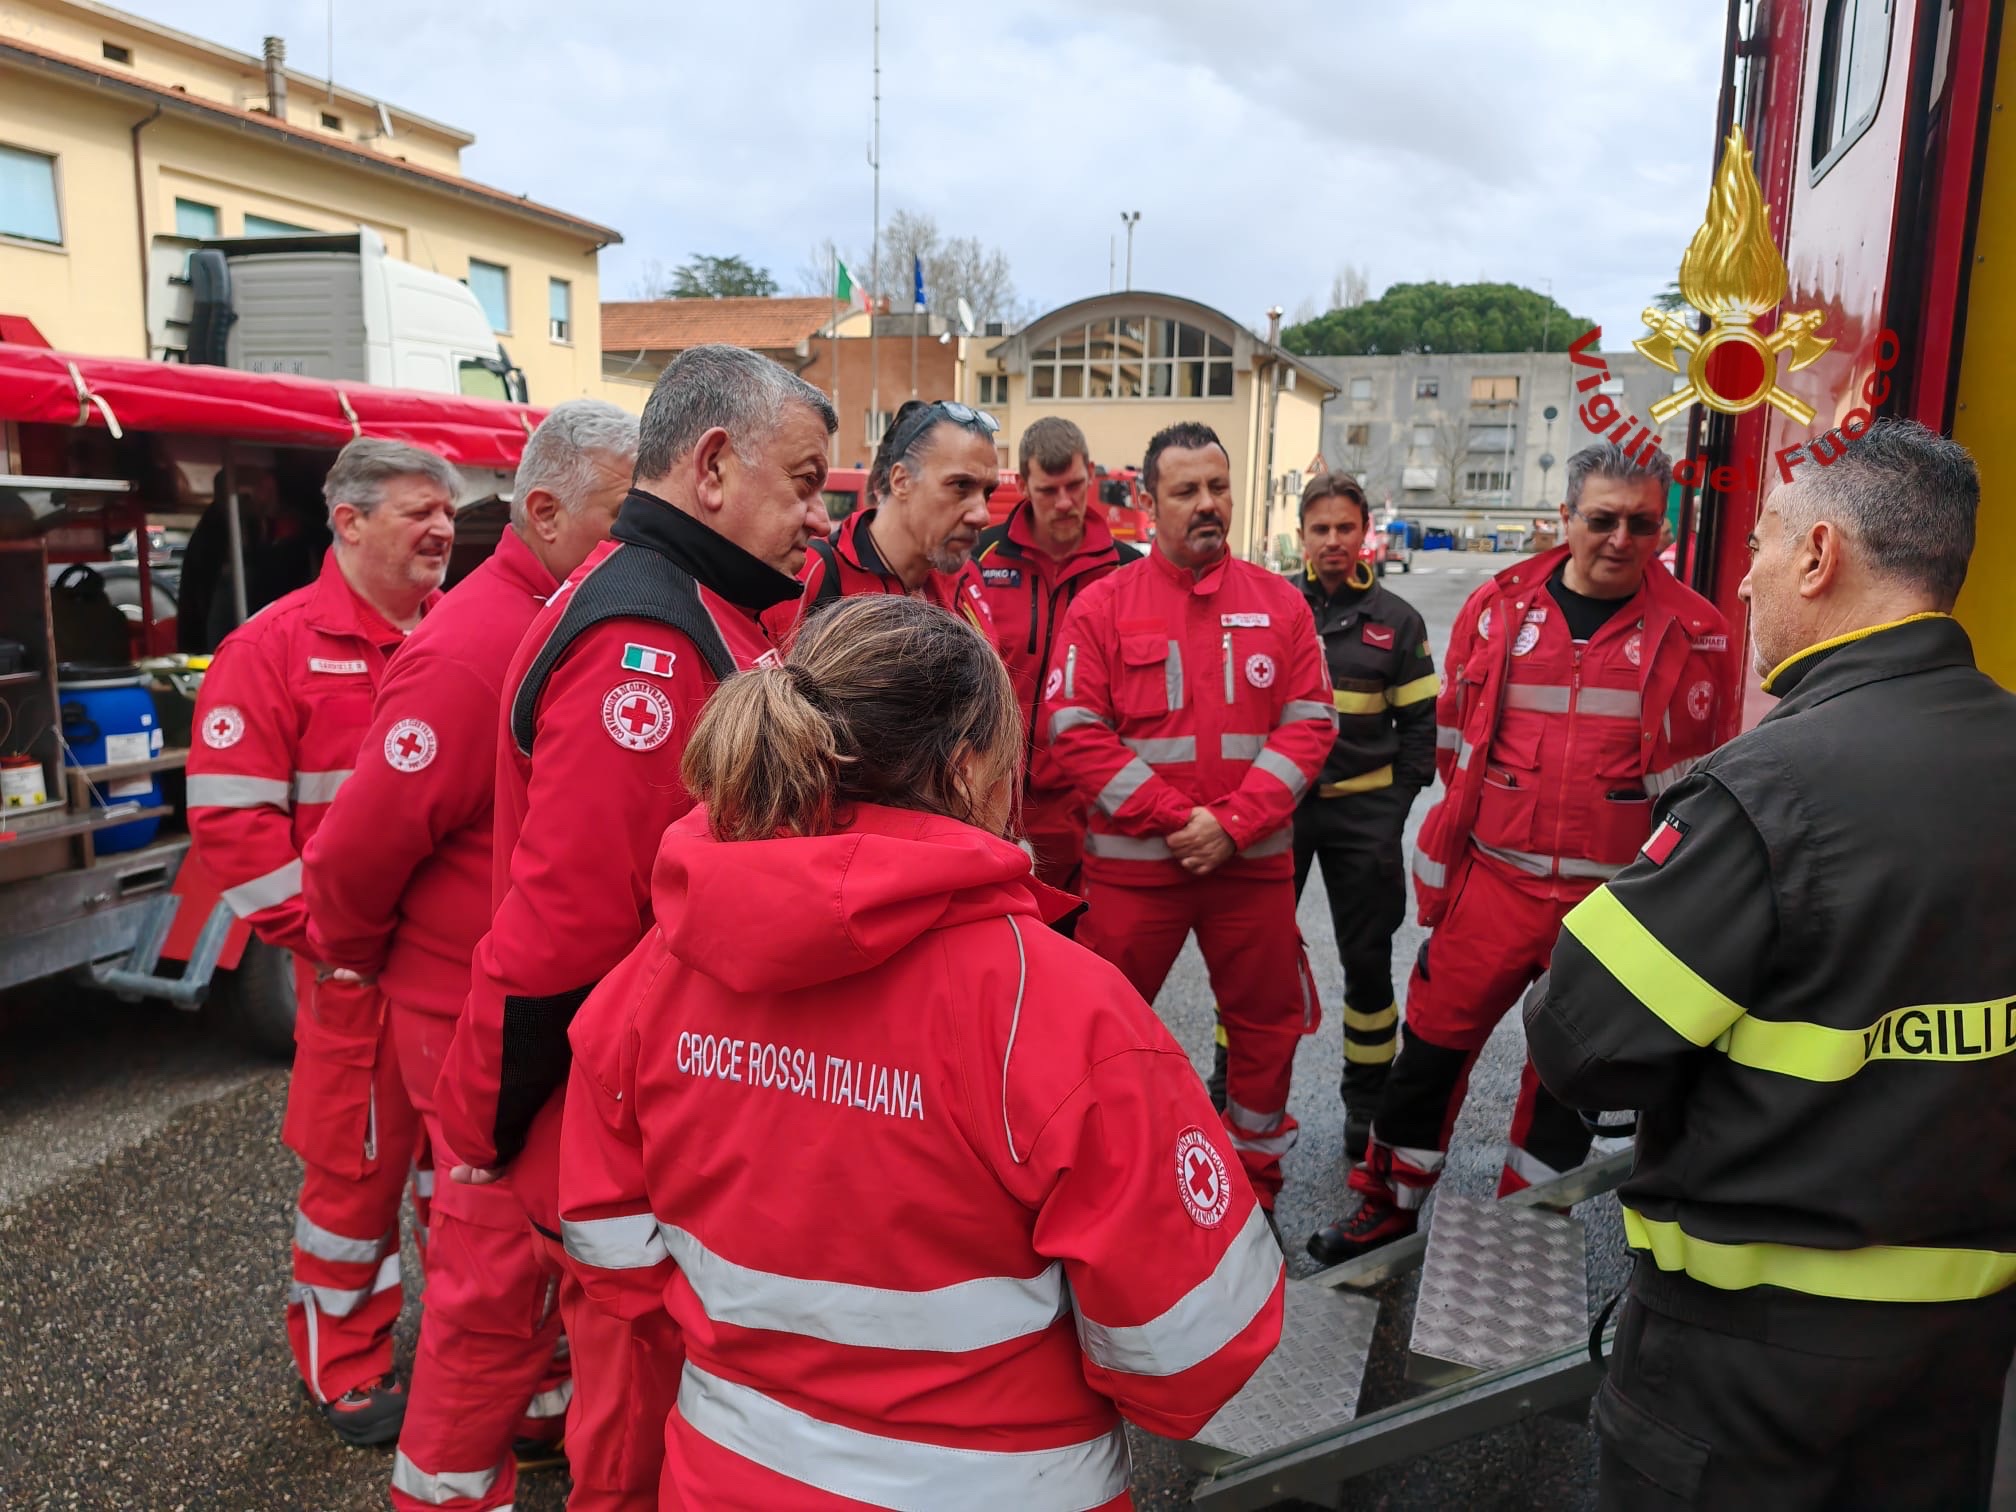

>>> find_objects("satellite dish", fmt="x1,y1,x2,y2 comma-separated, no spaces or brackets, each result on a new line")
956,297,977,337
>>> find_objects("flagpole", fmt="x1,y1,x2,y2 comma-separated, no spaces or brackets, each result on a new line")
910,260,919,399
830,243,841,467
868,0,881,454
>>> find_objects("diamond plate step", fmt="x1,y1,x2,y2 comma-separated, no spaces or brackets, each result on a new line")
1405,1194,1588,1387
1183,1278,1381,1468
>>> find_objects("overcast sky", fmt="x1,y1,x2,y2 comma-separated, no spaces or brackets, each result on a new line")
130,0,1729,343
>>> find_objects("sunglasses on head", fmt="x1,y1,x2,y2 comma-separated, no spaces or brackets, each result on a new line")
1569,501,1663,538
887,400,1001,462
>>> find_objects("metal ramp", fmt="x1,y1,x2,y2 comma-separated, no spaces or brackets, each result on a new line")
1178,1151,1631,1508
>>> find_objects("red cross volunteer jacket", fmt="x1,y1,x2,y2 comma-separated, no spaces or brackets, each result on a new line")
304,527,559,1017
1411,545,1737,926
1041,546,1336,886
435,493,803,1233
776,507,995,640
188,549,433,957
558,803,1284,1509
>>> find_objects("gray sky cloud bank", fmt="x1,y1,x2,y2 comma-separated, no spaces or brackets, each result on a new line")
131,0,1730,344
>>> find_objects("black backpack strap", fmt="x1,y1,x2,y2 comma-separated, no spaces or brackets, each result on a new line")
510,544,738,756
808,535,844,611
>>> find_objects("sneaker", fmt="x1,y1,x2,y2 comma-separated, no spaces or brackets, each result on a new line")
319,1371,406,1447
1305,1196,1418,1265
513,1434,568,1473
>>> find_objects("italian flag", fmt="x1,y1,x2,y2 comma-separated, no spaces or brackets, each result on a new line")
836,257,870,313
622,643,678,676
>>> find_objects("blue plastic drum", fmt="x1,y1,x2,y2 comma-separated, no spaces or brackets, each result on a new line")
59,668,164,853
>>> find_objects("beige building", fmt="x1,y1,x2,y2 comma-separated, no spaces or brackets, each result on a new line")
972,293,1336,564
0,0,619,404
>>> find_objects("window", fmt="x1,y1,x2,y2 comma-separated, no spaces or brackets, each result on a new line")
1401,466,1437,491
1415,377,1439,399
1028,316,1232,402
548,278,572,342
467,259,509,332
1464,469,1512,493
1812,0,1893,175
244,213,313,237
102,41,131,64
1349,376,1374,401
174,198,218,240
1471,375,1519,405
1411,424,1435,450
977,373,1007,405
320,112,343,132
866,409,892,445
0,144,61,245
1345,422,1371,447
1470,424,1515,451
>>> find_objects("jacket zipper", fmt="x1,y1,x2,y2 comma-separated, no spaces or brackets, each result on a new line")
1552,634,1581,880
364,1080,379,1164
1222,631,1235,703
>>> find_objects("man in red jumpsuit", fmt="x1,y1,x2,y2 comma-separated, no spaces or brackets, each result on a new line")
187,437,458,1443
789,398,996,636
434,346,836,1511
304,400,637,1510
1042,421,1335,1210
1308,442,1738,1262
973,416,1141,897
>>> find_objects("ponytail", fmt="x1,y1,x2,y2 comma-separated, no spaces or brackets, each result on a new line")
681,664,841,841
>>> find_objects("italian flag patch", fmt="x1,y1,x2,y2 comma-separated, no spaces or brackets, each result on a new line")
1641,814,1690,867
621,643,678,678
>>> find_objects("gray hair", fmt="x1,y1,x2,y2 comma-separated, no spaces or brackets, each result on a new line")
1564,441,1673,509
634,344,838,482
323,437,461,523
510,399,640,530
1780,418,1978,608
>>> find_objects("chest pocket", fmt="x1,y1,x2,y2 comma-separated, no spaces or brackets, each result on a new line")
299,657,377,782
1117,633,1180,718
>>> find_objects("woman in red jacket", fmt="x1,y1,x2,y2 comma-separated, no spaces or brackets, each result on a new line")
558,594,1283,1510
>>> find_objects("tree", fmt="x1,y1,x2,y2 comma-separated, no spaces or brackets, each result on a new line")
1651,278,1689,314
1329,263,1370,312
663,253,779,300
1283,281,1595,356
859,209,1022,331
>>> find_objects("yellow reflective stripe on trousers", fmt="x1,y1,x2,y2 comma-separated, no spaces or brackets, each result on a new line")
1561,885,1744,1047
1319,764,1393,797
1343,1003,1398,1032
1623,1207,2016,1303
1388,672,1441,707
1720,995,2016,1083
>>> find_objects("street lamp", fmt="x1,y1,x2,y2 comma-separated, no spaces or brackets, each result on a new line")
1119,211,1141,291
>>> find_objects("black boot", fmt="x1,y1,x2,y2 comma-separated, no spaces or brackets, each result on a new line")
1206,1041,1228,1113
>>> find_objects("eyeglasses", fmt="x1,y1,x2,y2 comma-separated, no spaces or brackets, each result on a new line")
886,400,1000,464
1569,502,1663,538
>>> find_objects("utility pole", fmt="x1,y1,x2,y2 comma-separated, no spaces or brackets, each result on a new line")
868,0,881,455
829,243,841,466
1119,211,1140,291
1109,234,1116,294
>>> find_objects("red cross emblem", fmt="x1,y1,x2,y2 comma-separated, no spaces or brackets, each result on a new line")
383,718,437,773
1174,1127,1231,1228
601,681,675,752
202,705,245,749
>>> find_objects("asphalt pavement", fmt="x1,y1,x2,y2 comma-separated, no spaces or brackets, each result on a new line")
0,548,1633,1511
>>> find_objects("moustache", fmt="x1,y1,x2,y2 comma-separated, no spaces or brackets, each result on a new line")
1187,515,1225,533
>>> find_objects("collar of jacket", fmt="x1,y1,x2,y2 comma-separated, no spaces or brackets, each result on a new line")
306,546,433,645
493,524,560,600
1760,613,1971,707
1298,557,1376,610
611,488,803,613
1487,541,1713,632
1147,541,1231,596
839,506,893,576
998,499,1120,566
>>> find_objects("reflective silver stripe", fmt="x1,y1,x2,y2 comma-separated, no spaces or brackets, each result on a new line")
1559,856,1624,879
677,1361,1130,1512
1576,687,1642,718
1047,706,1109,743
1436,725,1461,751
1456,739,1476,771
1503,1145,1566,1187
1085,833,1174,861
413,1167,436,1199
391,1450,499,1505
1503,684,1572,714
222,858,303,916
1474,839,1623,881
293,768,353,803
1241,829,1292,859
659,1225,1067,1353
1251,748,1309,800
1413,853,1447,888
525,1380,574,1418
1074,1205,1281,1377
1220,733,1266,761
287,1252,401,1317
293,1210,387,1265
1124,736,1196,763
1225,1098,1283,1135
1645,757,1699,795
1229,1125,1296,1157
1166,641,1185,711
1096,757,1156,817
186,774,291,810
1063,643,1078,700
1386,1142,1447,1174
1279,699,1335,726
562,1212,668,1271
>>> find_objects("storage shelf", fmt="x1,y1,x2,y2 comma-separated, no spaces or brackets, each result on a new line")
66,748,189,784
0,671,44,687
0,804,172,847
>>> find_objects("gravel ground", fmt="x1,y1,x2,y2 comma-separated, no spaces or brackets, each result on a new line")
0,553,1650,1511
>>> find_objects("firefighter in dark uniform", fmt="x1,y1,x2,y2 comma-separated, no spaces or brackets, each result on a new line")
1528,421,2016,1510
1208,472,1434,1157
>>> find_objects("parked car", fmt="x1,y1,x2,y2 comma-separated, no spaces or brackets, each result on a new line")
1362,524,1413,576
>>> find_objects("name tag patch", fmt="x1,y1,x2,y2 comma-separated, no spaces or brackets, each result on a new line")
1222,613,1270,628
982,566,1023,588
308,658,368,676
1692,634,1728,652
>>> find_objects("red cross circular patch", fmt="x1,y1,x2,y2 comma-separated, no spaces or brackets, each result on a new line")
1175,1126,1231,1229
1044,667,1064,701
602,680,675,752
1244,653,1276,690
1623,630,1643,667
202,705,246,749
383,718,438,773
1687,679,1714,722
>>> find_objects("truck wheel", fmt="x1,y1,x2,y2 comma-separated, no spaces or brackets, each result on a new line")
215,939,297,1060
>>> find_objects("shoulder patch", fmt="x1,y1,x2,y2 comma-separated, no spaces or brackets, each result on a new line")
620,642,679,678
201,705,246,749
1641,813,1691,867
602,681,676,752
384,718,438,773
1176,1126,1231,1228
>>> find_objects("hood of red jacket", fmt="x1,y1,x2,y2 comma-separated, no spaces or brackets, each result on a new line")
654,803,1070,993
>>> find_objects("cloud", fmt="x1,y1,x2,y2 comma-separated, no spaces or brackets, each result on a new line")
127,0,1728,339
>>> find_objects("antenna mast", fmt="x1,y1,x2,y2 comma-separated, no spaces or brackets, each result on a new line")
868,0,881,457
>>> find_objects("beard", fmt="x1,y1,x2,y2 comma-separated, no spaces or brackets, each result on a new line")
928,539,974,575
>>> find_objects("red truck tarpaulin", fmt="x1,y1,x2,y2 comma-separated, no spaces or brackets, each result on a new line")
0,342,549,470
